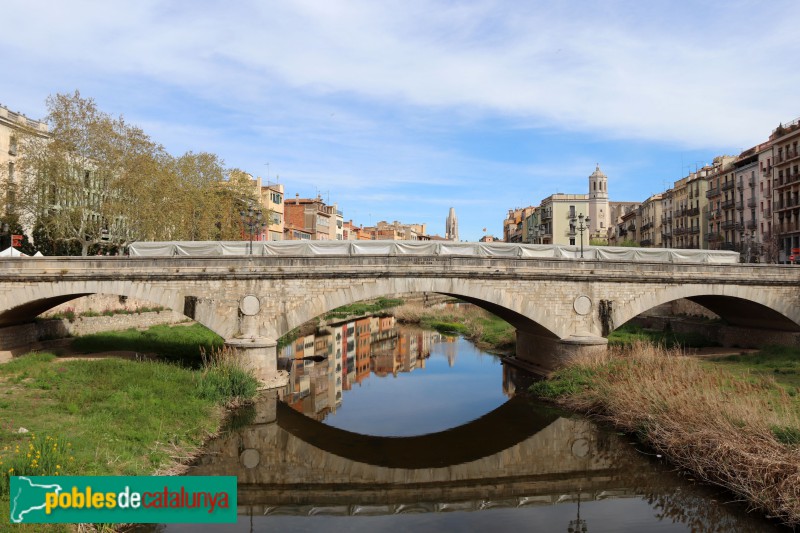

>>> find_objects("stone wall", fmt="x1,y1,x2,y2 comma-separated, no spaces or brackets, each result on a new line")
0,310,188,362
42,294,165,317
631,315,800,349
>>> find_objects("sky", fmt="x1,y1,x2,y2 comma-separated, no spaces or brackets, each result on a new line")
2,0,799,241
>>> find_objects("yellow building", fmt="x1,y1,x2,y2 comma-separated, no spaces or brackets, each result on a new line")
261,183,284,240
539,194,589,246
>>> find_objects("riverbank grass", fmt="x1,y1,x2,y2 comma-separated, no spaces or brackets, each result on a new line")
70,323,224,366
0,349,259,531
607,322,720,348
530,343,800,527
395,302,515,351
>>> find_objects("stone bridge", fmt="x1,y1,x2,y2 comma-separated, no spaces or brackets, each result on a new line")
1,250,799,380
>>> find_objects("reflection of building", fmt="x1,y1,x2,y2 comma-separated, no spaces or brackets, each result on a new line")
280,316,445,422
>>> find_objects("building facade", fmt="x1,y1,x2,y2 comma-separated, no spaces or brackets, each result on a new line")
0,105,49,221
771,119,800,262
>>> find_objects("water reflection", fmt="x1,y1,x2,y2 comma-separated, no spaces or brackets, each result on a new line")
169,313,787,532
280,317,511,436
181,390,783,532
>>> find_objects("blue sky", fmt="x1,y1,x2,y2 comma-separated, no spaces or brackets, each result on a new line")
2,0,799,240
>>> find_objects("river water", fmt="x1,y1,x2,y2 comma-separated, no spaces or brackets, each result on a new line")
164,314,787,532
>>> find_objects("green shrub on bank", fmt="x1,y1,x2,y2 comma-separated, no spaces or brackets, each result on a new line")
324,298,404,319
425,320,470,335
196,347,260,403
71,323,223,366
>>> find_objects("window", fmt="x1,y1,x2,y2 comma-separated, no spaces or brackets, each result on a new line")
270,192,282,204
8,135,17,156
569,238,575,245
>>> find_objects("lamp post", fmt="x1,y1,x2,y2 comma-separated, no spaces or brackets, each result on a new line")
570,213,591,258
239,205,266,255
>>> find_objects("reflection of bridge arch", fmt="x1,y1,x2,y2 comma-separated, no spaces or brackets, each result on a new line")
275,396,559,469
188,392,635,509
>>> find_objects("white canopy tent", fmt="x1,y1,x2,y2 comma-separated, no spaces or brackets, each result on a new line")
0,247,28,257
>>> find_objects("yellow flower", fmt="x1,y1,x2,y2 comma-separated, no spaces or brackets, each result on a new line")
8,468,13,473
56,465,61,469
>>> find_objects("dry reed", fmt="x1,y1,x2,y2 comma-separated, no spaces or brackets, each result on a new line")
551,341,800,526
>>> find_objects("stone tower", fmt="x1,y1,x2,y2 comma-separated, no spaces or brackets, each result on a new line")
445,207,459,241
588,164,609,238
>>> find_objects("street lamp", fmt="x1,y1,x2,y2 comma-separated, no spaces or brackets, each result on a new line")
570,213,591,259
239,205,266,255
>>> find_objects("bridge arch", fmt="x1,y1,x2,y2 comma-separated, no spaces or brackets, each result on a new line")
277,277,564,341
0,280,235,339
612,284,800,333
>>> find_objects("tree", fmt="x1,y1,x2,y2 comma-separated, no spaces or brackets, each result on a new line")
13,91,262,253
15,91,164,255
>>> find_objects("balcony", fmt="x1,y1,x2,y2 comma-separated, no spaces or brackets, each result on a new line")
706,232,722,242
764,188,772,198
721,242,736,251
721,181,735,191
774,197,800,211
736,179,744,190
706,210,720,220
778,172,800,187
764,207,772,217
747,198,757,208
642,221,653,231
687,207,699,217
721,199,735,210
689,226,700,235
778,221,800,234
746,219,757,230
761,165,772,175
661,229,672,237
748,176,756,187
706,187,720,198
640,239,653,247
785,149,799,163
674,227,687,236
736,202,744,211
722,220,739,231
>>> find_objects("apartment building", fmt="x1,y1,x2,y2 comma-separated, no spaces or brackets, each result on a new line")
660,190,674,248
503,206,536,243
733,149,760,262
284,195,343,240
539,194,589,246
638,193,663,247
771,119,800,262
260,183,284,241
0,105,49,219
